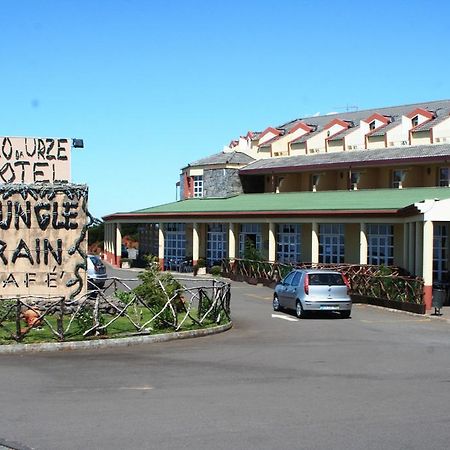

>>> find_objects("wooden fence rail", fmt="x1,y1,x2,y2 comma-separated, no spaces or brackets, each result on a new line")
0,278,231,344
222,258,424,305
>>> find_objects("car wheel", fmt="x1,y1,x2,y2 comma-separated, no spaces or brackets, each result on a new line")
295,300,305,319
340,310,351,319
273,295,280,311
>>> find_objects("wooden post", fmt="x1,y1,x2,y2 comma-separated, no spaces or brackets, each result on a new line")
57,297,65,341
15,298,22,341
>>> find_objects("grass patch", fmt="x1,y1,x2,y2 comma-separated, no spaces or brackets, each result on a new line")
0,308,230,345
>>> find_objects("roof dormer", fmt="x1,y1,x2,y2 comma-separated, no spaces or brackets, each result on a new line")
363,113,391,131
324,118,352,139
288,122,314,135
406,108,435,128
258,127,284,145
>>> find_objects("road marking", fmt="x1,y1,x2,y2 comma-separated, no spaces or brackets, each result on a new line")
64,385,154,393
246,293,272,300
118,386,153,391
271,314,299,322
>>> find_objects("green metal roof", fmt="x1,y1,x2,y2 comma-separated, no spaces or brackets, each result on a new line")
120,187,450,216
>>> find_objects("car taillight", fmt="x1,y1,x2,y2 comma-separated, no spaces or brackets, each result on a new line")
304,274,309,295
342,274,351,294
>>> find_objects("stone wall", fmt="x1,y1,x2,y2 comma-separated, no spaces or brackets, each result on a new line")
203,168,243,198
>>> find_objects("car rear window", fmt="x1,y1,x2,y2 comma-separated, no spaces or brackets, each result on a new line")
309,273,345,286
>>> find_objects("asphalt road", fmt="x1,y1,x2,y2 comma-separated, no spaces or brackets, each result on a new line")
1,269,450,450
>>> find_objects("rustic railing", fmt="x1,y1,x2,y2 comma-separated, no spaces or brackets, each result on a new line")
0,278,231,344
222,258,424,305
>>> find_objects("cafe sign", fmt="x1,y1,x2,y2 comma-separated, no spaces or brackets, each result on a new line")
0,184,88,298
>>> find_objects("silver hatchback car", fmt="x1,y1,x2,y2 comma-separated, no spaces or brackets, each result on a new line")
273,269,352,319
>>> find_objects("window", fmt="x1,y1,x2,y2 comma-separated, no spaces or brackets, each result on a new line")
164,223,186,267
282,271,296,286
439,168,450,187
277,224,301,263
207,224,227,266
319,224,344,264
367,224,394,266
433,224,449,282
392,170,405,188
369,120,376,131
311,174,320,191
411,115,419,127
292,271,301,286
350,172,361,189
239,224,262,258
309,273,345,286
193,175,203,197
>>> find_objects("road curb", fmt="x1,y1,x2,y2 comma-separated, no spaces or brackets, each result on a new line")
357,303,450,322
0,322,232,355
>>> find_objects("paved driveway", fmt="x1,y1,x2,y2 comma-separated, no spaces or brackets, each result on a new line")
1,276,450,450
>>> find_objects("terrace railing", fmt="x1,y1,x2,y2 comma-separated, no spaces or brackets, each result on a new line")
222,258,424,305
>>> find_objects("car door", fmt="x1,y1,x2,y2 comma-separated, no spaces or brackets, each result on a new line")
277,271,296,308
284,271,301,309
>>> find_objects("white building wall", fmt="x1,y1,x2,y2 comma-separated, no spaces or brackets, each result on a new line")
327,123,346,137
271,127,309,156
259,131,278,145
306,131,328,153
345,124,367,150
433,117,450,143
386,123,407,147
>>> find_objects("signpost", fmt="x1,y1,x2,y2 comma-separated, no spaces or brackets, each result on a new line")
0,137,88,299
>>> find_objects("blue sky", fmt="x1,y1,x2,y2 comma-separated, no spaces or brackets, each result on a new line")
1,0,450,218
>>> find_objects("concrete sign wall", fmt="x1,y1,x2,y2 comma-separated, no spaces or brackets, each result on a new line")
0,184,88,299
0,137,71,184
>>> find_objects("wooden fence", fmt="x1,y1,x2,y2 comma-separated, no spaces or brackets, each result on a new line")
222,258,424,306
0,278,231,344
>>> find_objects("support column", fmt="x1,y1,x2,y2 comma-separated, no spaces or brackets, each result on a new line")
103,223,108,261
268,222,276,263
408,222,415,274
114,223,122,267
311,221,319,264
415,222,423,277
359,222,368,265
105,223,112,264
158,223,165,270
422,220,434,310
228,223,236,261
403,222,409,271
192,223,200,265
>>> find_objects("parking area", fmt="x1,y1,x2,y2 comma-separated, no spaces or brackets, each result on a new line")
2,269,450,450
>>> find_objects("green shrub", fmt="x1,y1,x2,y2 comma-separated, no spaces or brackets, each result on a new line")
210,265,221,276
133,255,183,329
0,300,16,322
243,238,262,261
197,258,206,268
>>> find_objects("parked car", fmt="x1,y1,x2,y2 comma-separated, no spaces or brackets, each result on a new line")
87,254,107,289
273,269,352,318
